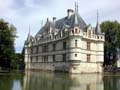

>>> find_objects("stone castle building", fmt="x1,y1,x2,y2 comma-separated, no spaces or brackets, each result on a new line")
23,6,105,73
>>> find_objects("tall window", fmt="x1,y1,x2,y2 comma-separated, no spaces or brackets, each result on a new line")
87,42,90,50
43,56,46,62
75,40,77,47
43,56,48,62
42,45,48,52
63,54,66,62
36,46,38,53
87,54,90,62
42,46,45,52
33,47,36,54
46,45,48,52
45,56,48,62
53,43,56,51
31,47,33,54
53,55,55,62
63,42,66,50
38,46,41,53
30,57,32,62
72,30,74,34
36,56,38,62
42,56,44,62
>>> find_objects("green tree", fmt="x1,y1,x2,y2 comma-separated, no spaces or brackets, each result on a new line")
0,19,16,69
101,21,120,66
11,53,24,69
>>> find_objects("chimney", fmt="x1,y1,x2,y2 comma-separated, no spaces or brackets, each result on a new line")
67,9,74,19
53,17,56,22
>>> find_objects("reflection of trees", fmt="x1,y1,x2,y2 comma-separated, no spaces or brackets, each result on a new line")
23,71,104,90
103,75,120,90
0,74,13,90
0,72,24,90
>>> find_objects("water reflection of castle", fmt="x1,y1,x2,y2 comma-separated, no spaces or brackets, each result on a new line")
23,71,104,90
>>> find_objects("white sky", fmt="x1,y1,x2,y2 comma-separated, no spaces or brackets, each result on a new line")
0,0,120,53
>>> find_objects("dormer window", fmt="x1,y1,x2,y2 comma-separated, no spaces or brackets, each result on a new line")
97,36,99,39
72,30,74,34
88,30,91,38
75,28,77,34
62,30,66,37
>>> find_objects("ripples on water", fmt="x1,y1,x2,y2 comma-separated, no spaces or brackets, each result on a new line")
0,71,120,90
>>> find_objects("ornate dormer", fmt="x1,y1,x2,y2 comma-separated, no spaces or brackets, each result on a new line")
87,24,93,38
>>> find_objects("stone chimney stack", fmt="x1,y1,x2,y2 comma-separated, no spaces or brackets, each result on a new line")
67,9,74,19
53,17,56,22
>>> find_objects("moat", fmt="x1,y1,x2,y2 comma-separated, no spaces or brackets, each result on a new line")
0,71,120,90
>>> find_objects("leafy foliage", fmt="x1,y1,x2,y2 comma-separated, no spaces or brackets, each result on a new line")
0,19,16,69
101,21,120,66
11,53,24,69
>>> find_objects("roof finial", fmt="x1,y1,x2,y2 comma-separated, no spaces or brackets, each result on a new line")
75,1,77,12
77,2,78,13
29,24,30,35
97,10,99,24
95,10,101,34
41,20,43,27
75,1,78,13
47,17,49,22
27,24,31,41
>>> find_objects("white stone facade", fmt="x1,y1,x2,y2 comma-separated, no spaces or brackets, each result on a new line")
23,8,104,73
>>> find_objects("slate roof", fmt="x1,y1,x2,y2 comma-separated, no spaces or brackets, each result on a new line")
36,12,87,36
55,13,87,30
95,22,101,34
36,21,55,36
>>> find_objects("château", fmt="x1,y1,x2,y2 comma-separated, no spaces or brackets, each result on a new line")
23,6,104,73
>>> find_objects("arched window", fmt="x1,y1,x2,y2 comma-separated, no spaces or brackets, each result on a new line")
75,53,77,57
75,40,77,47
97,36,99,39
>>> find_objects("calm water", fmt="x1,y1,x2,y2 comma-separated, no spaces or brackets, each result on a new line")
0,71,120,90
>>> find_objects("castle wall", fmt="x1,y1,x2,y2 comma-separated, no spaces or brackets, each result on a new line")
69,62,103,73
23,11,105,73
24,32,104,73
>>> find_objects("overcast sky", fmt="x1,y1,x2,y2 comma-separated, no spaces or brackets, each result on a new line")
0,0,120,53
